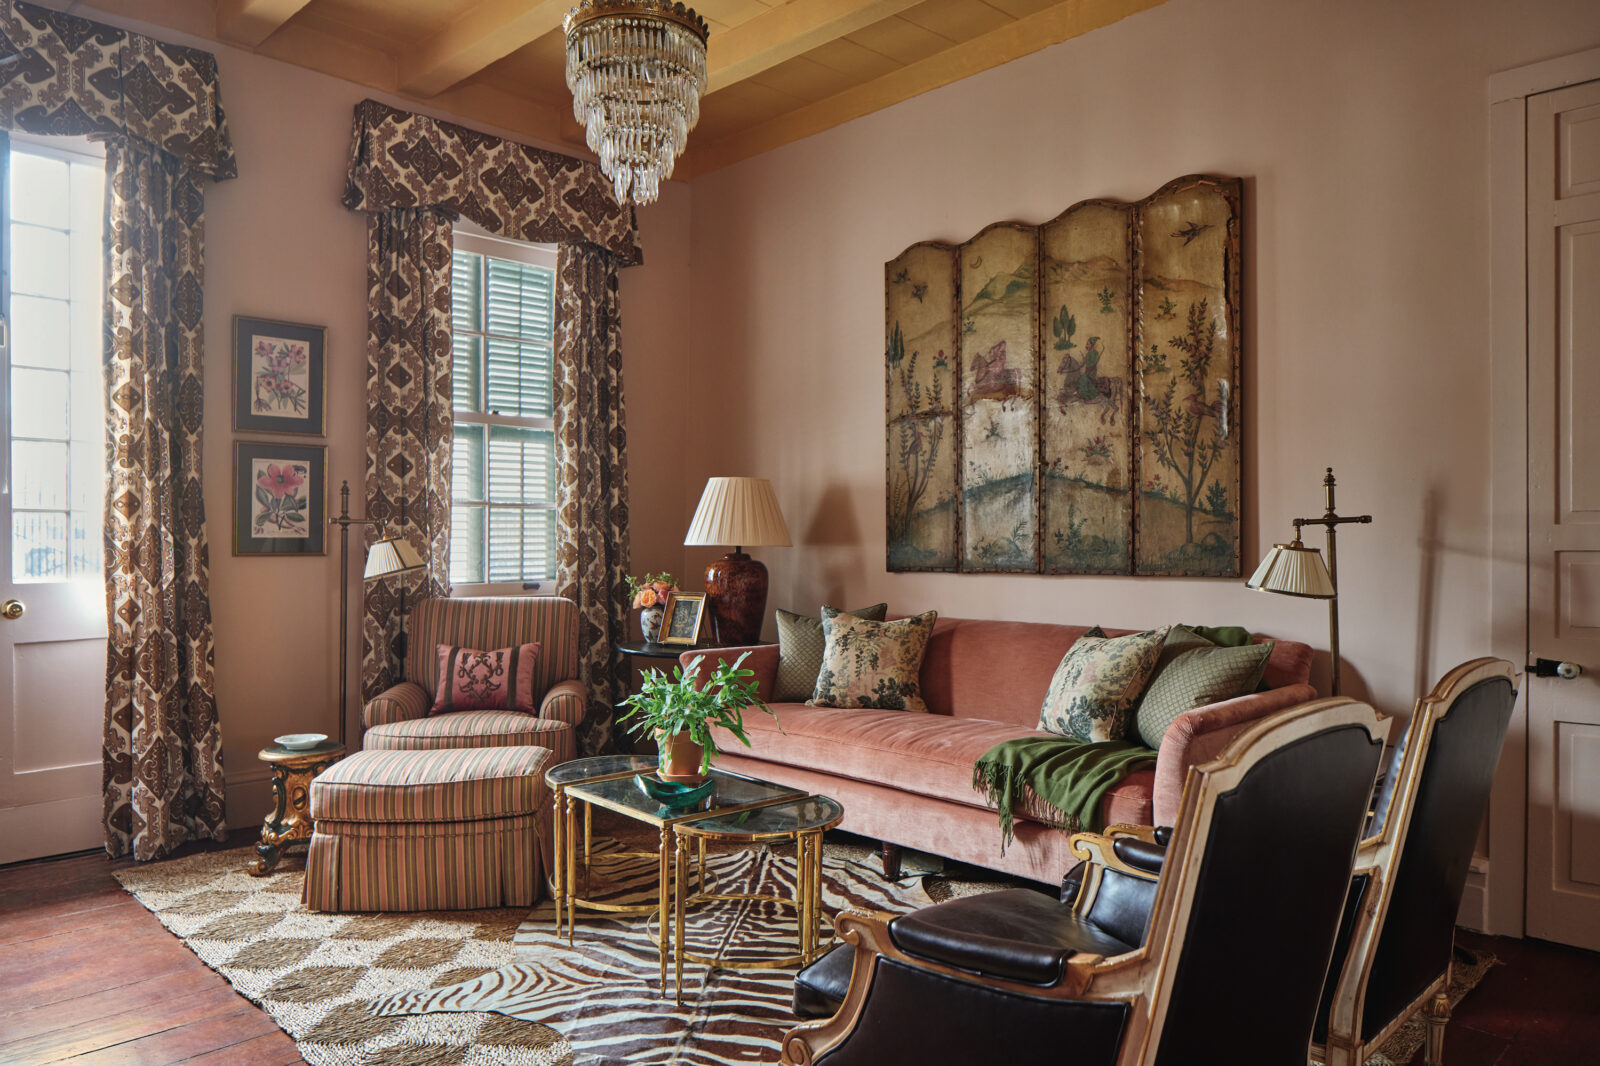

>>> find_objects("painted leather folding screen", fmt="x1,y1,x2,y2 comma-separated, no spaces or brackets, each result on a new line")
886,174,1242,577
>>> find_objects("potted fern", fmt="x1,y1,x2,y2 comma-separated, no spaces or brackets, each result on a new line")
617,652,775,785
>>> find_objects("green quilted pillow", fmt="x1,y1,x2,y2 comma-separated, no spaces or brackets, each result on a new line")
1039,626,1171,742
772,603,888,702
1133,638,1275,748
809,608,937,711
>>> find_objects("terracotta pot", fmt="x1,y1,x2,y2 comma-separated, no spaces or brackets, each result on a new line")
658,731,708,785
640,605,665,643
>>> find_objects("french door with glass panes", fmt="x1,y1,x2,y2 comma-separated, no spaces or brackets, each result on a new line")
0,134,110,863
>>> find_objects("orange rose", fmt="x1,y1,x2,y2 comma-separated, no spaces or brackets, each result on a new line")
637,588,658,608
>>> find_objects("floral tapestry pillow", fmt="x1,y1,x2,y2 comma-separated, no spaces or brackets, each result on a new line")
773,602,889,702
1038,626,1171,742
432,642,541,715
808,609,937,712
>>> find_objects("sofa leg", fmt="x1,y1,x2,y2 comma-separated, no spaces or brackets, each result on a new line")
880,842,903,880
1422,991,1451,1065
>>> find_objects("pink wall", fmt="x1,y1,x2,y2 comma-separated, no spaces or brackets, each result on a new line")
684,0,1600,717
55,9,696,819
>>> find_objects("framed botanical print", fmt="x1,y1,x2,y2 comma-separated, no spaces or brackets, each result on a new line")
659,592,707,646
233,316,326,435
234,441,327,555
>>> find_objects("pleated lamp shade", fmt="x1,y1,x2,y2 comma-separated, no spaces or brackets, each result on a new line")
684,477,792,548
364,535,426,580
1246,541,1335,599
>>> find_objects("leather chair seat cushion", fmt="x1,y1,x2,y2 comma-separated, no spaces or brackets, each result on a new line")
890,888,1137,985
711,704,1152,823
795,943,856,1018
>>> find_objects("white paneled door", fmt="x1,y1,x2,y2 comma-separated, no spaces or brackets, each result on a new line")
1526,79,1600,952
0,135,108,863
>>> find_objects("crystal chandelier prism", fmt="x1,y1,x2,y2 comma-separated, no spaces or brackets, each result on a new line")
564,0,709,206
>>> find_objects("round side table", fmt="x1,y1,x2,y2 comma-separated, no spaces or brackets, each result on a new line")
251,740,345,876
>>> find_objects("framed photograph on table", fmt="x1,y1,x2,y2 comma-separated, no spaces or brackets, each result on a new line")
234,441,327,555
659,592,707,646
232,316,326,435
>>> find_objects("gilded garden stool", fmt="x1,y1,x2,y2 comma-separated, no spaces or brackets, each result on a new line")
302,745,551,913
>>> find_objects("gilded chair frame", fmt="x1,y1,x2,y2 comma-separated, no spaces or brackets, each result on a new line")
1315,657,1519,1066
779,698,1388,1066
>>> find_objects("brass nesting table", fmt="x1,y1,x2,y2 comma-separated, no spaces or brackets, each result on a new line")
545,755,844,1001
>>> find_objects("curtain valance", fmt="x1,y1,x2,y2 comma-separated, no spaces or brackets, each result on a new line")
342,99,641,266
0,0,236,178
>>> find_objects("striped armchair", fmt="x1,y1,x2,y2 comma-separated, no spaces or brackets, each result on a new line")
362,596,584,767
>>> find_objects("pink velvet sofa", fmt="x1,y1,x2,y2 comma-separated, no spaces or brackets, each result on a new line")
692,616,1315,885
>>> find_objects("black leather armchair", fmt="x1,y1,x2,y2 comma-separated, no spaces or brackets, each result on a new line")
780,697,1388,1066
1061,658,1518,1066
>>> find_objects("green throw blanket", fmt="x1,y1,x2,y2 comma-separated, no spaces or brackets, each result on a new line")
973,736,1158,851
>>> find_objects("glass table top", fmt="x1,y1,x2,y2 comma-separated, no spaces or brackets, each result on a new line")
546,753,657,786
550,755,810,826
673,795,845,840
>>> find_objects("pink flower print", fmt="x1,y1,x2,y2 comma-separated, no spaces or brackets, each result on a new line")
257,463,305,498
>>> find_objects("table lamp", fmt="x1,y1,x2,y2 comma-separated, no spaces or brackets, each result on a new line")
684,477,792,645
331,481,425,746
1245,467,1371,695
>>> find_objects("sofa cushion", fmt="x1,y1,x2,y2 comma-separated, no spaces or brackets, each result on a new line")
773,603,888,702
1134,639,1274,748
1038,626,1170,742
717,702,1065,816
310,746,548,823
432,642,540,714
810,609,937,711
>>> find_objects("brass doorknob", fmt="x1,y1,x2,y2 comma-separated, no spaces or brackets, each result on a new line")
1,599,23,620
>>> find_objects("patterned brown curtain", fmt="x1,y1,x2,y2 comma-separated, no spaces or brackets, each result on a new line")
555,243,631,754
361,208,455,700
101,136,226,860
344,101,641,750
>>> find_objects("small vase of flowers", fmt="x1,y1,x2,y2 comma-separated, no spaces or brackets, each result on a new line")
627,571,678,644
617,652,776,785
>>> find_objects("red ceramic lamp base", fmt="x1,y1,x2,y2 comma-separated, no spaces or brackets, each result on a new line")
704,550,767,646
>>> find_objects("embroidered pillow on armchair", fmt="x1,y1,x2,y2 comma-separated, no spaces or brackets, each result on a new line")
1038,626,1171,742
432,643,541,715
809,609,937,712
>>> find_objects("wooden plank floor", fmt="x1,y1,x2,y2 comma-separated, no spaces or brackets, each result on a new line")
0,831,305,1066
2,835,1597,1065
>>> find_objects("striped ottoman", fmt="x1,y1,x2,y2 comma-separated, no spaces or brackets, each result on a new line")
303,745,550,913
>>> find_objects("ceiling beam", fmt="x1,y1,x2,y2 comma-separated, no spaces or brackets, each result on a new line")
399,0,572,98
216,0,315,48
707,0,926,93
685,0,1169,176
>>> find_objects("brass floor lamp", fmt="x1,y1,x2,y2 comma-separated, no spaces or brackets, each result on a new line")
1246,468,1371,696
331,481,424,746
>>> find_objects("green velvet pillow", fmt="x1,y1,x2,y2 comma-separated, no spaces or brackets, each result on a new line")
772,603,888,702
1185,624,1253,648
1133,638,1275,748
1038,626,1171,742
809,608,936,711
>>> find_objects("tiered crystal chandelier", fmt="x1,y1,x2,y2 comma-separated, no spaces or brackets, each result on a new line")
564,0,709,206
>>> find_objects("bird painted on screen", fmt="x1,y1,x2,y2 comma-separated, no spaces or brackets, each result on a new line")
1172,221,1213,246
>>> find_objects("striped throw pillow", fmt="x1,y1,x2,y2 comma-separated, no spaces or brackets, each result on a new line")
432,642,541,715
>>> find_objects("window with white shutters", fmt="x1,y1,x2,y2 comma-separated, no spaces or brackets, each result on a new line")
449,230,557,593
